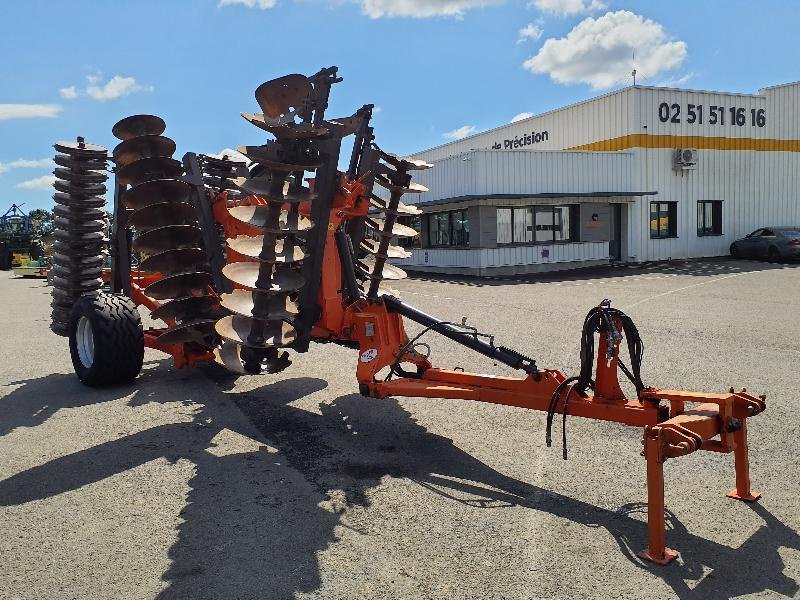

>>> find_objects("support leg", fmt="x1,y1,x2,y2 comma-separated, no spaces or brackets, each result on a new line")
727,420,761,502
639,431,678,565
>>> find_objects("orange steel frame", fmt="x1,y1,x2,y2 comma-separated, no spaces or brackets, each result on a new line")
130,174,766,565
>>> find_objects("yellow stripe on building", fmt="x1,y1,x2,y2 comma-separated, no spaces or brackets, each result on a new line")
568,133,800,152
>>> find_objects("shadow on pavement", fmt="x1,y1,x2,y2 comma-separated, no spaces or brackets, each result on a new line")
0,372,797,599
404,258,800,288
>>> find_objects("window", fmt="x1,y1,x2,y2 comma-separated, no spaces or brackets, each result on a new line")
697,200,722,236
427,209,470,247
497,205,575,244
650,202,677,239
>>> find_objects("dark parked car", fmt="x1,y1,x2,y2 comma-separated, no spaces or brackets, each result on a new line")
730,227,800,261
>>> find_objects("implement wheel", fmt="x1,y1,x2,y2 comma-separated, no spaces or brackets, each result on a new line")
69,292,144,387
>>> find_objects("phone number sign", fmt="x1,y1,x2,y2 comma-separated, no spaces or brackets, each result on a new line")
657,102,766,127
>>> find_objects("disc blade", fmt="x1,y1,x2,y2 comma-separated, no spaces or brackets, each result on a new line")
151,295,218,322
112,114,166,141
52,192,107,208
201,154,248,169
112,135,176,166
365,217,420,238
215,315,297,349
156,319,217,346
371,194,422,215
53,205,106,220
240,112,329,138
53,180,106,197
53,217,105,234
254,74,312,120
53,230,106,244
213,341,248,374
237,146,322,172
54,167,108,184
132,225,202,255
232,177,316,203
128,201,196,231
139,247,208,275
227,206,312,233
360,239,412,259
144,271,213,300
222,262,305,292
374,173,428,194
357,256,407,280
117,157,183,187
379,151,433,171
54,154,107,171
54,140,107,158
122,179,192,210
227,236,305,263
220,289,299,319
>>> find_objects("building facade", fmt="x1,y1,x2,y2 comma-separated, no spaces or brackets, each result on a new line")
391,82,800,275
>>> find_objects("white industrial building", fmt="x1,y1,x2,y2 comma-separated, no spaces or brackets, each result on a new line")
392,81,800,275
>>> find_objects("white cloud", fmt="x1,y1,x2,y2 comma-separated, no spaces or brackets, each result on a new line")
357,0,502,18
654,72,694,88
531,0,605,16
443,125,476,140
0,104,61,120
16,175,57,190
523,10,687,89
511,112,534,122
85,75,153,101
518,23,543,42
59,86,78,99
218,0,277,7
0,158,54,175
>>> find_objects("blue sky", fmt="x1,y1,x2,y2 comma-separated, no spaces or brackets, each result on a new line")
1,0,798,210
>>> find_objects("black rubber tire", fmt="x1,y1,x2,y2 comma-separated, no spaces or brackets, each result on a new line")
730,243,740,259
768,247,781,263
68,292,144,387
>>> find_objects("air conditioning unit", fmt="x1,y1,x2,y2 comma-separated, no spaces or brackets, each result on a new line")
673,148,698,170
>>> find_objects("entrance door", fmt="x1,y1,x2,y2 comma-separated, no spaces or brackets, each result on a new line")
609,204,623,261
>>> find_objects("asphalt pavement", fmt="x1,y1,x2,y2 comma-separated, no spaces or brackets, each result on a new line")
1,258,798,600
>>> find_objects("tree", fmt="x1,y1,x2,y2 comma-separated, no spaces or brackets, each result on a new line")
29,208,54,238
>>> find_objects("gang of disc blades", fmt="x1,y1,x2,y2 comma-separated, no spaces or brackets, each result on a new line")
112,114,166,141
227,235,305,262
237,146,322,172
150,295,218,322
365,217,419,238
140,247,208,275
215,315,297,349
132,224,202,255
255,74,312,120
117,156,183,187
357,256,407,280
156,319,218,346
53,167,107,184
144,271,213,300
359,239,412,259
374,173,429,195
53,154,107,171
221,262,306,292
128,201,196,231
122,178,192,210
53,179,106,197
112,135,177,166
54,140,107,158
220,289,299,319
227,206,312,232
